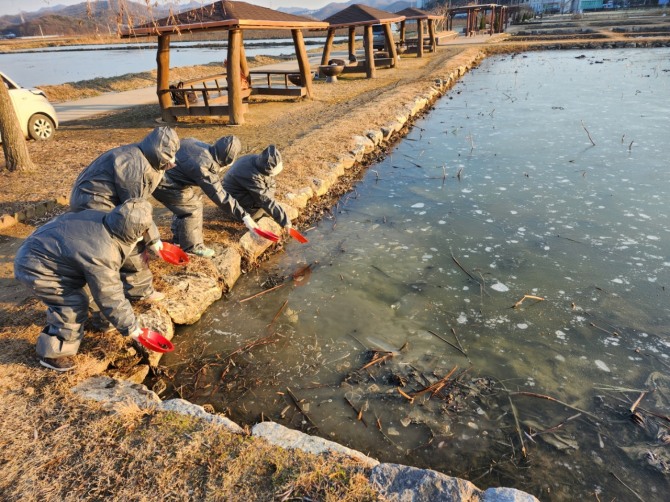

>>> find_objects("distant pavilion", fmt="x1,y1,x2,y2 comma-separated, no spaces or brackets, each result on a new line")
320,4,405,79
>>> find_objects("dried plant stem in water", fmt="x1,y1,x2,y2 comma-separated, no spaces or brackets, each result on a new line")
581,120,596,146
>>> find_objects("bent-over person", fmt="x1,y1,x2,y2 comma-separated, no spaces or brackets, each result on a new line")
153,135,256,258
14,199,155,372
69,126,180,301
222,144,291,231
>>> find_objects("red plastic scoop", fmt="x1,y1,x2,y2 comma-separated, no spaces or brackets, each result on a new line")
137,328,174,353
253,227,280,242
159,242,189,266
289,228,308,244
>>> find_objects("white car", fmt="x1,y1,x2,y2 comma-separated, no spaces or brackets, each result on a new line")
1,71,58,142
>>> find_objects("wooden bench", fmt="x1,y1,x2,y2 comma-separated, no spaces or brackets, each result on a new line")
160,73,251,118
248,69,308,98
341,57,395,74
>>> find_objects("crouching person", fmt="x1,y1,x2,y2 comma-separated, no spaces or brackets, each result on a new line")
14,199,154,372
153,135,251,258
69,126,180,302
223,144,292,231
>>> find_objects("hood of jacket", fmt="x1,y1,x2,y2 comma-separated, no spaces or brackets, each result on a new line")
254,144,283,176
138,126,180,171
209,135,241,171
103,199,154,245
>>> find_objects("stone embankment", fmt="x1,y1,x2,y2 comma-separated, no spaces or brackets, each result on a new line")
4,47,540,500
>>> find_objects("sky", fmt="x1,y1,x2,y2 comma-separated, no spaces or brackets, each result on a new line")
0,0,337,18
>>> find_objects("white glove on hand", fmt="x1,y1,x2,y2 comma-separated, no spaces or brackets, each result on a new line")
284,220,292,230
150,240,163,254
129,327,143,341
243,215,258,232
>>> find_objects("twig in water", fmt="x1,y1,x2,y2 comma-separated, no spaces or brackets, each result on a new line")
456,167,463,180
359,351,394,371
628,140,634,151
344,397,368,427
629,391,646,413
609,472,645,502
286,387,319,431
267,299,288,328
397,387,415,404
512,294,545,309
239,283,285,303
428,329,467,358
412,365,458,399
510,391,600,422
589,322,620,337
581,120,596,146
224,331,281,360
451,327,468,358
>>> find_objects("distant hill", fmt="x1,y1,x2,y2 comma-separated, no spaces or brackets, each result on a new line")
0,0,417,38
0,0,173,37
280,0,413,20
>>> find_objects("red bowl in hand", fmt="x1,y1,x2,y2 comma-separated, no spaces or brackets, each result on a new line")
159,242,189,266
138,328,174,353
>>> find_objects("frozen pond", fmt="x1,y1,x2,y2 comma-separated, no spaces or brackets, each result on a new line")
162,48,670,500
0,37,343,88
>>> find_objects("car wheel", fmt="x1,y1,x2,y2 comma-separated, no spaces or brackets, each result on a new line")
28,113,55,141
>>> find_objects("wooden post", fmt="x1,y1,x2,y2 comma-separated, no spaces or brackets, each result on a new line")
417,19,424,57
364,24,375,79
428,19,436,52
227,29,244,125
239,40,250,83
400,20,406,43
156,34,172,122
348,26,356,60
321,28,335,66
489,7,495,35
292,29,313,98
383,23,398,67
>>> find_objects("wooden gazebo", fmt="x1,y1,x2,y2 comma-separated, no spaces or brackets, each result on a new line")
120,1,328,125
394,8,442,57
446,4,508,38
320,4,405,79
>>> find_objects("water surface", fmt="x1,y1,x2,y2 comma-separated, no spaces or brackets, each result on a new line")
163,48,670,501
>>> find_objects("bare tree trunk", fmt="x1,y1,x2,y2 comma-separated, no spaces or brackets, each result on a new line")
0,78,35,172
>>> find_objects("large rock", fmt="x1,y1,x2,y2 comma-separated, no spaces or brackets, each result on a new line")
162,273,223,325
160,398,244,435
239,217,282,261
252,421,379,468
72,376,161,411
210,246,242,292
370,464,539,502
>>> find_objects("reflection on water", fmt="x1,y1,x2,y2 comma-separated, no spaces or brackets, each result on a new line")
163,48,670,500
0,36,346,87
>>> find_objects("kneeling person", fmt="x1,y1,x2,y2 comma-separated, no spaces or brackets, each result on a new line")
14,199,154,372
222,144,291,231
153,135,252,258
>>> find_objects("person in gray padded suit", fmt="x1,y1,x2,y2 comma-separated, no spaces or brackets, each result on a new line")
14,199,154,372
69,126,180,302
153,135,257,258
222,144,292,231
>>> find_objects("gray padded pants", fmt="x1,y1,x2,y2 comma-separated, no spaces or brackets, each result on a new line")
18,275,89,358
152,185,203,252
120,242,154,300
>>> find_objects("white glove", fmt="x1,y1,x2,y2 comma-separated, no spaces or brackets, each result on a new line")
243,215,258,232
284,220,292,230
150,240,163,254
129,327,143,341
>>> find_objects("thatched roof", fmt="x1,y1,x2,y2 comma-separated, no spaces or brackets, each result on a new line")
121,0,327,37
323,4,405,29
394,8,442,21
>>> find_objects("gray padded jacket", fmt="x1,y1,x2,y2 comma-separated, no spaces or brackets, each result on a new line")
14,199,153,336
159,136,247,221
69,126,180,244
